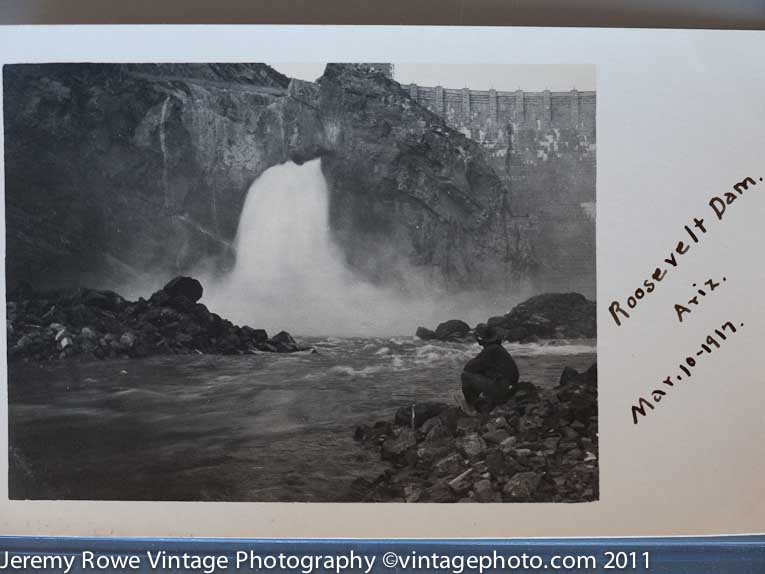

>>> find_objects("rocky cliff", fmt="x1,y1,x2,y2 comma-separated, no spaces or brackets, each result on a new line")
4,63,537,295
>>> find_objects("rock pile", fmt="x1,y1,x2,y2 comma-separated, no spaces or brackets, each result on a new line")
416,293,596,343
7,276,303,362
416,319,472,342
350,363,598,502
484,292,596,342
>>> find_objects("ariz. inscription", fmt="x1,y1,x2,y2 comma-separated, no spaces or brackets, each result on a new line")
674,276,726,323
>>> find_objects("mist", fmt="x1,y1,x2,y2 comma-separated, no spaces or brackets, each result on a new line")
202,159,515,337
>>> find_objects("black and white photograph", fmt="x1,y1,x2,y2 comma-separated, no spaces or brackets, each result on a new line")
4,62,597,503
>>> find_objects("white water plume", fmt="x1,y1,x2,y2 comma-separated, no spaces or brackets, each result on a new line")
204,159,503,336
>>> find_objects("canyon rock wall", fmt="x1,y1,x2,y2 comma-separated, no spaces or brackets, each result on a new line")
315,64,534,292
4,63,587,297
4,63,332,292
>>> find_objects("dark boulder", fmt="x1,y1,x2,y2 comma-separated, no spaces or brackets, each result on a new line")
162,276,204,303
434,319,471,341
267,330,299,353
559,366,579,386
556,362,598,422
557,363,597,390
486,293,596,342
415,326,436,340
241,326,269,344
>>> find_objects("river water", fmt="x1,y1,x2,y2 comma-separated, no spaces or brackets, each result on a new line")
8,337,595,501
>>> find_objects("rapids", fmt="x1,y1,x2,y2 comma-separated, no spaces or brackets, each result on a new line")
9,337,595,501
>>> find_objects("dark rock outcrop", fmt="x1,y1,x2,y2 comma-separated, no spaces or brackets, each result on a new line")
5,63,535,296
265,331,300,354
417,292,596,342
482,292,596,342
416,319,472,342
161,276,203,303
316,64,533,292
415,326,436,340
555,363,598,422
351,362,598,503
434,319,472,341
6,276,301,362
4,63,305,291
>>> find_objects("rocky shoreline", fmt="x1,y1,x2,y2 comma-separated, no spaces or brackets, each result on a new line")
6,276,305,362
7,276,598,502
417,293,596,343
350,363,598,502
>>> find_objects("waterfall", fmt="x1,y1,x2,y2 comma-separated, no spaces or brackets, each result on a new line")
204,159,498,336
159,96,170,209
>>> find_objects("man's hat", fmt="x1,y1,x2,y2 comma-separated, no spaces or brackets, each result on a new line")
474,323,503,345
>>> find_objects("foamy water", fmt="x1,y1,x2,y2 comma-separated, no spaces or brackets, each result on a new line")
303,336,596,380
9,336,595,501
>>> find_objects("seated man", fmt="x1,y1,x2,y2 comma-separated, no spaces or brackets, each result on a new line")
460,325,519,411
